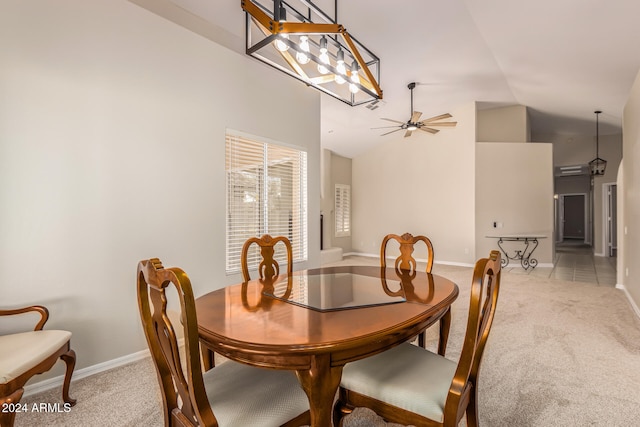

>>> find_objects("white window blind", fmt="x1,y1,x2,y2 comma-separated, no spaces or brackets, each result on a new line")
335,184,351,237
225,131,308,274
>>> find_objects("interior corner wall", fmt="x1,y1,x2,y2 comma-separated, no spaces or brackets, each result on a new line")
622,69,640,309
475,143,554,264
352,102,477,265
320,150,353,252
329,152,353,252
0,0,320,377
616,162,625,287
477,105,529,142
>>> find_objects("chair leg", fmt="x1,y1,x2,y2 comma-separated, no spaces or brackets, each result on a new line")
438,307,451,356
0,388,24,427
332,393,353,427
60,349,77,406
200,345,215,371
418,331,426,348
465,387,479,427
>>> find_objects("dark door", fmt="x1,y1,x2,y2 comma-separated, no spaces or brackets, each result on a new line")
563,195,585,240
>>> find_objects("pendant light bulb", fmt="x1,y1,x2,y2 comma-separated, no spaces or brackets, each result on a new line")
274,5,289,52
317,36,330,74
350,61,359,84
296,36,310,64
336,49,346,75
275,35,289,52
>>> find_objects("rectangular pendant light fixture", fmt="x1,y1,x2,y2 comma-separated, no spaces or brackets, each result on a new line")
241,0,383,106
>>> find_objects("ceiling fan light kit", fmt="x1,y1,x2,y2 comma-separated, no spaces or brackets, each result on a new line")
374,82,457,138
241,0,383,106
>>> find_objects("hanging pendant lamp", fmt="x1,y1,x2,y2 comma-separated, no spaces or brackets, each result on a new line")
589,110,607,176
241,0,382,106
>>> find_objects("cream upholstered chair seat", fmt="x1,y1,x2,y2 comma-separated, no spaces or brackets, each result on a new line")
0,330,72,384
334,251,502,427
340,343,456,423
202,360,309,426
1,305,76,427
137,258,310,426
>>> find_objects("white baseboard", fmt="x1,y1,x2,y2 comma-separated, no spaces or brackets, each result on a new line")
343,252,475,268
343,251,376,258
24,348,151,397
433,260,476,268
616,284,640,319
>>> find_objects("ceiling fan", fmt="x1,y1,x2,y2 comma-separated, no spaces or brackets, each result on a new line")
373,82,457,138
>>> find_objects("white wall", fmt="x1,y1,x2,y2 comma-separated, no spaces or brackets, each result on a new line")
477,105,530,142
351,102,477,265
622,70,640,310
0,0,320,376
475,143,554,264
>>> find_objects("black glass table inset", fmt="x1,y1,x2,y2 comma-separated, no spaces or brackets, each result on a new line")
263,273,406,312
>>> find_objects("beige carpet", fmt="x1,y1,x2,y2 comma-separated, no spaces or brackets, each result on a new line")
15,263,640,426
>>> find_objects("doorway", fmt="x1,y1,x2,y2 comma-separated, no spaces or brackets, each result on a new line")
558,193,589,243
604,183,617,257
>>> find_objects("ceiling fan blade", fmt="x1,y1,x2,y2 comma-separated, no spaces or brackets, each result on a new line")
411,111,423,123
371,125,402,130
421,113,453,124
418,127,440,134
381,118,405,125
381,128,403,136
424,121,457,127
404,130,413,138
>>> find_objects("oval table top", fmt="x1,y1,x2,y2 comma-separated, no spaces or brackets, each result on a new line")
195,264,458,427
195,265,459,366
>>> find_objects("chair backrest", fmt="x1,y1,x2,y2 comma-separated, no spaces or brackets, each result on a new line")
240,234,293,282
380,233,434,275
445,250,501,423
137,258,216,426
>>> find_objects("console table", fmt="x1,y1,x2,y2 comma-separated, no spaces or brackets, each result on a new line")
485,235,546,269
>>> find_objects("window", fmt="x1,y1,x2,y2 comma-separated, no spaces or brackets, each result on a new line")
335,184,351,237
225,130,308,273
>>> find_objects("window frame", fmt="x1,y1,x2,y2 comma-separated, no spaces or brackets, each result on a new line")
334,183,351,238
225,129,308,274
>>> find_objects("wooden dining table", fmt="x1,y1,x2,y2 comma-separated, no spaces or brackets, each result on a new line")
195,265,459,427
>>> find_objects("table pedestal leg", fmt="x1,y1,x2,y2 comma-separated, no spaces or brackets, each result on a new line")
296,353,343,427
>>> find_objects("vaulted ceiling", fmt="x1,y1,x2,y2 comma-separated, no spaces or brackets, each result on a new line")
133,0,640,157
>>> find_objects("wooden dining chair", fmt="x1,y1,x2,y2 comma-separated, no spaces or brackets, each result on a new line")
137,258,310,427
333,250,502,427
380,232,450,354
202,235,294,370
241,234,293,282
0,306,76,427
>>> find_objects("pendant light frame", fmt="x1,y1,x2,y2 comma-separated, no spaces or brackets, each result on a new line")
242,0,382,106
589,110,607,176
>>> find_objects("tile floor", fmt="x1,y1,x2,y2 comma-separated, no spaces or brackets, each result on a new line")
497,240,617,286
329,241,618,287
